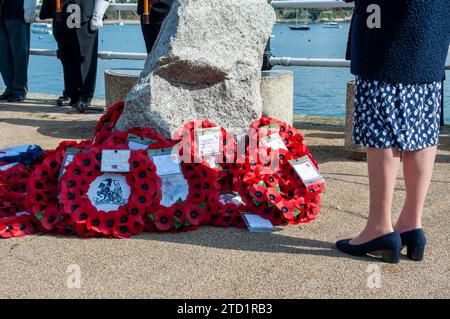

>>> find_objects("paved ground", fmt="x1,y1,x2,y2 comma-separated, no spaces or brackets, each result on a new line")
0,94,449,298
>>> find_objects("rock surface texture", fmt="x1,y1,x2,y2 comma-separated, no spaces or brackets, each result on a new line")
116,0,276,138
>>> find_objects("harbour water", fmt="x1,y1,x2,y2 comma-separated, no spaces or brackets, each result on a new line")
2,22,449,123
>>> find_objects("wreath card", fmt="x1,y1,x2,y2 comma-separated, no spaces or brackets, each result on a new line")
148,148,189,207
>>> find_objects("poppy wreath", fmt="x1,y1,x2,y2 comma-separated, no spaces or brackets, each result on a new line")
234,117,324,225
0,212,39,239
25,140,92,235
174,119,237,170
170,120,245,228
145,154,222,233
0,163,32,217
59,147,158,238
93,101,125,145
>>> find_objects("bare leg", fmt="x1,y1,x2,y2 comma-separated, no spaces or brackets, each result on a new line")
350,148,401,245
394,146,437,233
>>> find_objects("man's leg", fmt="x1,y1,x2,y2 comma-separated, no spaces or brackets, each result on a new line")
350,148,401,245
77,22,98,105
0,19,14,98
5,19,30,100
141,21,160,54
54,21,81,104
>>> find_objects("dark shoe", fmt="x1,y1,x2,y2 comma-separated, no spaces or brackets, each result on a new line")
0,92,12,101
73,98,91,113
56,95,71,107
7,95,26,103
336,232,402,264
400,229,426,261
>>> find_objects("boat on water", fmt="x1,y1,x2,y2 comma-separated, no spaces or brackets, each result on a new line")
323,22,342,29
289,25,310,31
289,8,311,31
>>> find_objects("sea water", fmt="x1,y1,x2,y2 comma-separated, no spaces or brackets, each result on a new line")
2,23,449,123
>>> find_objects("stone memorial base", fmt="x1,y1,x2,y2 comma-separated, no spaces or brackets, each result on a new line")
104,68,295,125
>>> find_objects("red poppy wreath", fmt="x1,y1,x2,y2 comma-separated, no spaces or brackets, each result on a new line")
174,119,237,169
25,140,92,236
170,120,245,229
144,147,221,233
59,147,159,238
234,117,324,225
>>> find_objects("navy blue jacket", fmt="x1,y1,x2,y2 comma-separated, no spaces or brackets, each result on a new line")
0,0,24,20
346,0,450,84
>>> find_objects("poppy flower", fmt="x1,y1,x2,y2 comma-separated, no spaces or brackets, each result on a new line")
185,204,204,226
74,223,97,238
87,213,103,234
248,185,267,203
113,223,132,239
231,212,245,228
98,213,117,236
154,209,173,231
127,214,145,234
276,200,298,221
266,187,282,204
171,203,186,223
0,223,13,238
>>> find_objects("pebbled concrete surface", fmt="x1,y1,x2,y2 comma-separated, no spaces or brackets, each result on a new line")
0,94,449,298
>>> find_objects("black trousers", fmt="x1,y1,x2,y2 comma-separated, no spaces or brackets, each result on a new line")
0,19,30,97
53,21,98,101
140,19,163,54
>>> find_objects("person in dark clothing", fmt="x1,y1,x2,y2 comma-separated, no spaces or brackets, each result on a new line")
0,0,36,102
39,0,109,112
137,0,174,54
336,0,450,263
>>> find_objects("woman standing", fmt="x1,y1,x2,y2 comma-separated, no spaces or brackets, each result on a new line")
138,0,174,54
337,0,450,263
0,0,36,102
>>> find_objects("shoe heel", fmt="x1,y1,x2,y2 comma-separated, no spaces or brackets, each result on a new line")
407,245,425,261
381,249,401,264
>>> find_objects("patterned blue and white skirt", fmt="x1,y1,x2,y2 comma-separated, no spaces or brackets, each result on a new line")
353,76,442,151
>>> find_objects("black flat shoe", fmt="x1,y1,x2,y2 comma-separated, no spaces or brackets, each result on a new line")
73,98,92,113
400,229,426,261
56,95,71,107
7,95,26,103
0,92,12,101
336,232,402,264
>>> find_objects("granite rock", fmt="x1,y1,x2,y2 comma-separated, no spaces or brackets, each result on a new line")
116,0,276,138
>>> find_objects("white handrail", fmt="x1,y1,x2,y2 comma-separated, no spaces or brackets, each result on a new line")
29,49,450,70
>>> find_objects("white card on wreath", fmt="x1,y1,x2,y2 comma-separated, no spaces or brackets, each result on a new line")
290,156,325,186
101,150,131,173
196,128,222,156
149,148,181,176
127,134,158,151
260,133,288,151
